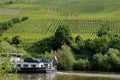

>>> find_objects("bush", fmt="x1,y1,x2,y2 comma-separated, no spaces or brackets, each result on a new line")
8,1,13,4
97,24,109,37
21,16,29,21
0,54,18,80
57,44,75,70
92,53,112,71
73,58,91,70
12,18,21,23
11,35,22,46
106,48,120,71
0,32,2,37
92,48,120,71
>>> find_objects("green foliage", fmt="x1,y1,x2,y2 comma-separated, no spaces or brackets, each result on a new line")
21,16,29,21
97,24,110,37
0,32,2,37
29,36,52,53
11,17,21,24
1,0,120,42
93,35,110,53
11,35,22,46
73,58,91,70
85,39,95,55
16,48,31,58
0,17,28,32
93,53,111,71
71,35,86,54
0,57,18,80
92,48,120,71
0,53,18,80
0,21,12,31
57,44,75,70
109,34,120,50
106,48,120,71
0,0,120,72
75,35,85,52
29,25,72,53
75,35,85,48
42,50,55,59
7,1,13,4
51,25,72,50
0,39,29,58
0,40,16,53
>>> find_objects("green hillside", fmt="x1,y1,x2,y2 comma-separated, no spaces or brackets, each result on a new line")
0,0,120,42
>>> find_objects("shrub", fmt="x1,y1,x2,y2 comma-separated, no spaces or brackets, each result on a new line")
8,1,13,4
0,54,18,80
21,16,29,21
106,48,120,71
92,53,112,71
73,58,91,70
57,44,75,70
12,18,21,23
11,35,22,46
92,48,120,71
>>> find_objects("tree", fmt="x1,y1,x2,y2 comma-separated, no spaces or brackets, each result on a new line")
109,34,120,50
97,24,110,37
29,37,52,53
57,44,75,70
93,35,110,53
0,41,18,80
92,48,120,71
0,32,2,37
73,58,91,70
21,16,29,21
11,36,21,46
50,25,72,50
106,48,120,71
85,39,95,55
29,25,73,54
12,18,21,24
93,53,112,71
7,1,13,4
0,53,18,80
75,35,85,50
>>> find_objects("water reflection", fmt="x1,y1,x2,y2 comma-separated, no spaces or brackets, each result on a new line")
19,73,56,80
19,72,120,80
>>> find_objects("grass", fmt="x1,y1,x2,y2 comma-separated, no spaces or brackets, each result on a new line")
0,0,119,43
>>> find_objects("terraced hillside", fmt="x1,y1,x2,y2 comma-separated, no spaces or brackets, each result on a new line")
0,0,120,42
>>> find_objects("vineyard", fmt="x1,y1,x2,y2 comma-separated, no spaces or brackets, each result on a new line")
0,0,120,42
3,18,120,42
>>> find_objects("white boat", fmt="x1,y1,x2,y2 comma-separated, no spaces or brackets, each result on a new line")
11,53,57,73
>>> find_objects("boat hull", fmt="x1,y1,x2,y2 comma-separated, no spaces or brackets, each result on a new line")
16,67,57,73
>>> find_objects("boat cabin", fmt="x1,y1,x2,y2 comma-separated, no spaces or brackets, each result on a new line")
10,53,23,62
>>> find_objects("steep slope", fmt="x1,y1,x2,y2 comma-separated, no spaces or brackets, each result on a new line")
0,0,120,42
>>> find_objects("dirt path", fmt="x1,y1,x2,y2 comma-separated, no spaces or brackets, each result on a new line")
0,9,21,14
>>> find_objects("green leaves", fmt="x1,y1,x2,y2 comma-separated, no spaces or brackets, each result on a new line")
57,44,75,70
0,54,18,80
93,48,120,71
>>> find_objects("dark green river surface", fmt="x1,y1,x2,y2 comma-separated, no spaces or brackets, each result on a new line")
19,71,120,80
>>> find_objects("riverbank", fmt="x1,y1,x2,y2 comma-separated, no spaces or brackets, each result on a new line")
57,71,120,79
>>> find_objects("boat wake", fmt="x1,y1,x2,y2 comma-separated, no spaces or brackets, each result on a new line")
57,72,120,79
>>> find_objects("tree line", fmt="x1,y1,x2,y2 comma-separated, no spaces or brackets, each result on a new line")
0,16,29,33
27,25,120,71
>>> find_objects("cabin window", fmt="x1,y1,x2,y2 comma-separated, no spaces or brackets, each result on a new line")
44,64,48,68
41,65,44,67
31,64,36,68
17,64,21,68
23,64,28,68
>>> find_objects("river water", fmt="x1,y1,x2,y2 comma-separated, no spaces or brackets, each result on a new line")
18,71,120,80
